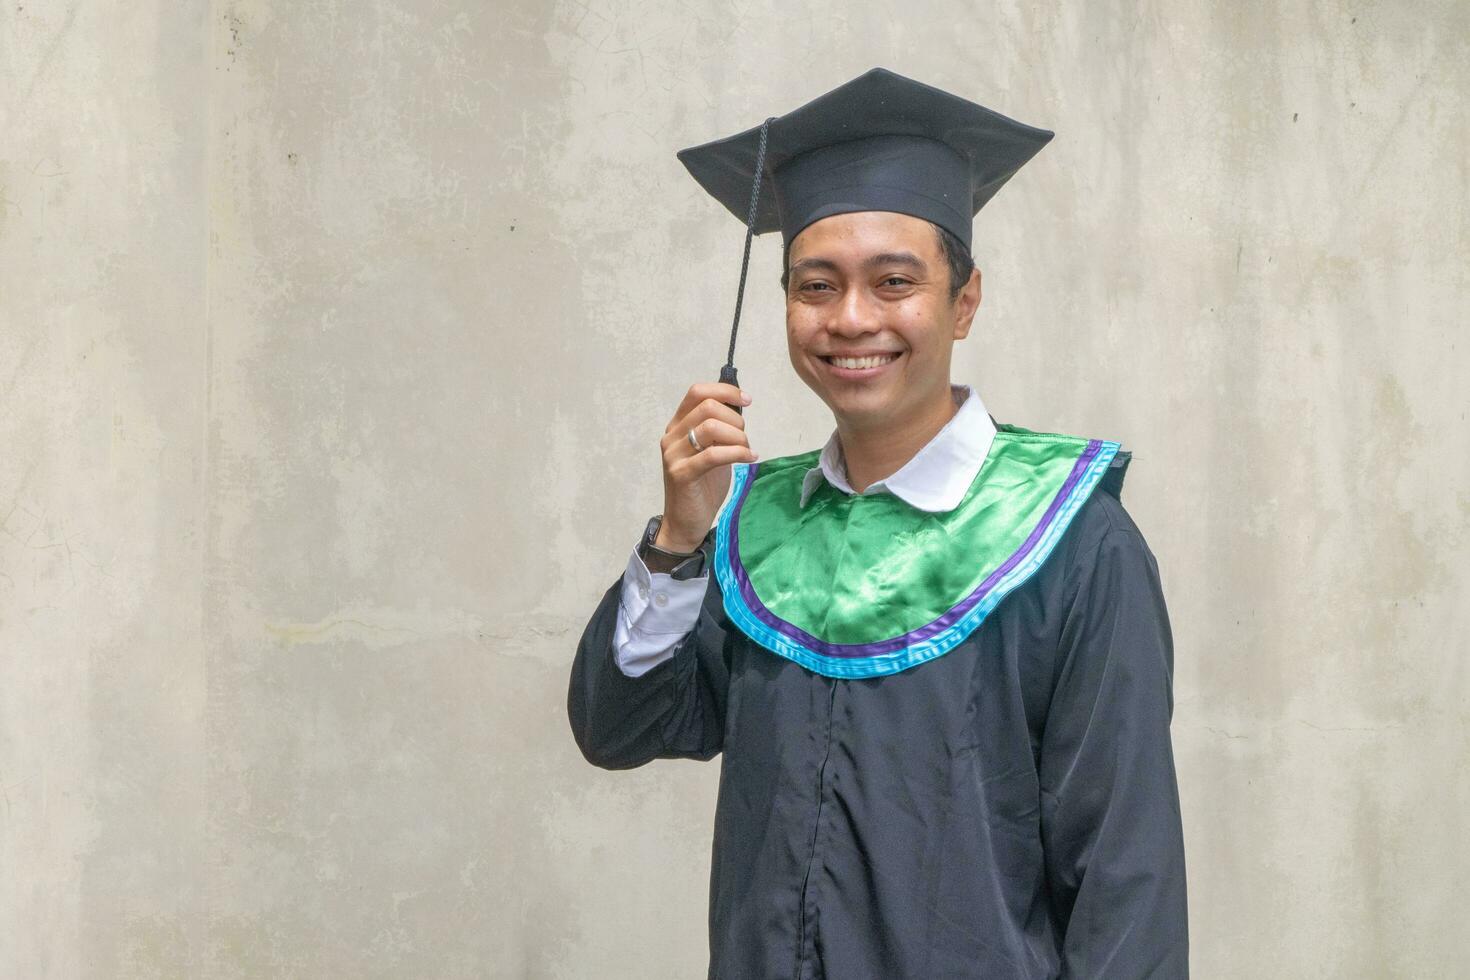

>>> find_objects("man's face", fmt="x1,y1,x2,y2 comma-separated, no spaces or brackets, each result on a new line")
784,211,981,432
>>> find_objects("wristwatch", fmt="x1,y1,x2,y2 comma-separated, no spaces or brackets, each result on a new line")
638,514,708,580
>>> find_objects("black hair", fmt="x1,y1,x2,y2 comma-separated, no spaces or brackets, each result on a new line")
779,220,975,300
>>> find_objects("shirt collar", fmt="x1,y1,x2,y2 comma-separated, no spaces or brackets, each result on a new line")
798,383,998,513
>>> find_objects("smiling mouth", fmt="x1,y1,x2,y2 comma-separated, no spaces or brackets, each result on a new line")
820,352,901,370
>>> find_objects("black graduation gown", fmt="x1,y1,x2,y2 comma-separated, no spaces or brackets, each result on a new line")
567,472,1188,979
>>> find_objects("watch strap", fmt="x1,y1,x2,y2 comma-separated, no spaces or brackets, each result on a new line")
639,515,708,580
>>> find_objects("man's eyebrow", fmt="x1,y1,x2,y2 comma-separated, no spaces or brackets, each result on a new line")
788,256,840,276
863,251,927,271
788,252,929,276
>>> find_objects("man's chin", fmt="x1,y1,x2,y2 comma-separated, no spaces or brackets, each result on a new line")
794,369,899,422
821,388,900,428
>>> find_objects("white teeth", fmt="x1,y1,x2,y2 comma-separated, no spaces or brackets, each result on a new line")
829,353,898,370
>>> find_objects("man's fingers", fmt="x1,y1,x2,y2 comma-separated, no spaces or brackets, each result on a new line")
684,397,748,435
668,443,760,481
679,418,747,455
664,383,751,432
661,406,748,453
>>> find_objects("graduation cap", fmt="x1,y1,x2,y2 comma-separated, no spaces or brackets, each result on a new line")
676,67,1053,409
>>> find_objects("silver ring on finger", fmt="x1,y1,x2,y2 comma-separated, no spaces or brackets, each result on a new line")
687,427,704,452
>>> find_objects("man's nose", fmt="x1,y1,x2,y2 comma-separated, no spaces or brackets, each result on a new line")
827,286,880,337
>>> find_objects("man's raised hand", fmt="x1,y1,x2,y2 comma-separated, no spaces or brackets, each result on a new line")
656,382,758,553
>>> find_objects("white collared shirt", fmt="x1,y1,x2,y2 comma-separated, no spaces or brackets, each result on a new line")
799,383,996,511
613,383,998,677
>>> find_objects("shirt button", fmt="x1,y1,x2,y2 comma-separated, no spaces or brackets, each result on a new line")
638,586,650,601
653,592,669,608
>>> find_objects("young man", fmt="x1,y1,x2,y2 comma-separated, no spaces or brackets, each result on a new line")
568,69,1188,978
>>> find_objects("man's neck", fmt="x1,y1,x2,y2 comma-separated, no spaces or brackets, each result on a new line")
835,385,960,494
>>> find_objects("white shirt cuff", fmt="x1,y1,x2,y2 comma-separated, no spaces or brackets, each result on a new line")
613,543,708,678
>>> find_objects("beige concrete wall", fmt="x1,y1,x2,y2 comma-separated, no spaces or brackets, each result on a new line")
2,1,1465,976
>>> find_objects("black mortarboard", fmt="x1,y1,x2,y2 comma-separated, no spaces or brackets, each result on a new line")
676,67,1053,404
678,67,1053,252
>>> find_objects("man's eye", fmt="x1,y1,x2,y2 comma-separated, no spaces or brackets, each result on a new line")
801,281,832,292
881,277,911,287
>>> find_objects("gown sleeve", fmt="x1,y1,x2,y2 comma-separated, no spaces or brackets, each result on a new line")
567,529,731,770
1039,505,1189,977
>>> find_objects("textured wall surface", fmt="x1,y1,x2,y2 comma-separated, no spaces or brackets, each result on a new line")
2,1,1466,977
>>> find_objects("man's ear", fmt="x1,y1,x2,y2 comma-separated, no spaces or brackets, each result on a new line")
953,267,982,340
